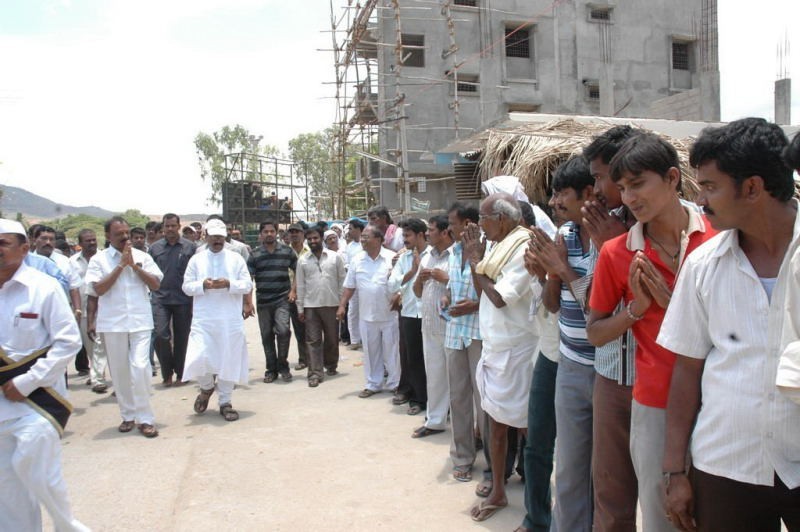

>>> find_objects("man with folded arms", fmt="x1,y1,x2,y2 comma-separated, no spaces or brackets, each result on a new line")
0,219,89,531
466,193,539,522
87,216,163,438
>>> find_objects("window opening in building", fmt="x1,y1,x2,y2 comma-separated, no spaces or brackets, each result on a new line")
590,8,611,21
401,34,425,68
505,27,530,58
584,81,600,101
454,0,478,6
672,42,690,71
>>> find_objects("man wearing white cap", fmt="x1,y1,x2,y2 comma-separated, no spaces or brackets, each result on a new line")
0,219,89,531
182,220,252,421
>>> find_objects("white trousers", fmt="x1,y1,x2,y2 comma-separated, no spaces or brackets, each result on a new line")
359,319,400,391
196,374,235,407
79,317,108,387
347,291,361,344
422,330,449,430
0,413,89,532
104,330,155,425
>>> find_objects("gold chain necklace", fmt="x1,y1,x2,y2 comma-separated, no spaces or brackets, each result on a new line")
645,228,680,265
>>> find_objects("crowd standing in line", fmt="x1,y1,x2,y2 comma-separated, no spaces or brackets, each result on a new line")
1,117,799,531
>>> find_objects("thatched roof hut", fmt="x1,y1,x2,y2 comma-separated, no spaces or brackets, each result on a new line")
476,118,699,204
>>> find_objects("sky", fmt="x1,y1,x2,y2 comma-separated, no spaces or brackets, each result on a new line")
0,0,798,216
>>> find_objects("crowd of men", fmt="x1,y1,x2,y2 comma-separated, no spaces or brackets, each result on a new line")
1,117,800,531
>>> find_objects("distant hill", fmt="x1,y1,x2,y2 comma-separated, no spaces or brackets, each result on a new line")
0,185,115,220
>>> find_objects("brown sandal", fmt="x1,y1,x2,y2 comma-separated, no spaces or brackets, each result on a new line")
193,388,215,414
219,404,239,422
138,423,159,438
118,420,135,433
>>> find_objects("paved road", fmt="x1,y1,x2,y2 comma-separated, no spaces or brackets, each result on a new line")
49,318,525,531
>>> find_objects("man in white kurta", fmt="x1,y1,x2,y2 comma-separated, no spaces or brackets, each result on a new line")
182,220,252,422
0,219,89,531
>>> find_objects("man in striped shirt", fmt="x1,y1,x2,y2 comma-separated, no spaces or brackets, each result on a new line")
531,156,597,531
248,220,297,383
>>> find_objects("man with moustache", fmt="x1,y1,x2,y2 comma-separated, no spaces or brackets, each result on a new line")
181,219,252,422
249,220,297,383
411,215,454,438
86,216,163,438
32,226,81,317
130,227,147,251
466,193,539,522
660,119,799,530
69,229,110,393
337,224,400,398
296,226,346,387
388,218,428,413
0,219,90,531
149,213,196,386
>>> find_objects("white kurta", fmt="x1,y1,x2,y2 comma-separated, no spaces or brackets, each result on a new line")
182,248,253,384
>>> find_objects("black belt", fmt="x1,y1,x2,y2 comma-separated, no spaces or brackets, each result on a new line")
0,346,73,437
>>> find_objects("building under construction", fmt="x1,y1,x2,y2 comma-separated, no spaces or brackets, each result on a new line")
328,0,720,216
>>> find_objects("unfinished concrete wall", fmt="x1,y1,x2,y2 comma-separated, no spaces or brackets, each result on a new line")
776,78,792,125
649,89,702,121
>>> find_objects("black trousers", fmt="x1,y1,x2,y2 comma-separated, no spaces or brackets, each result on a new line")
397,316,426,407
153,302,192,380
693,468,800,532
74,345,89,372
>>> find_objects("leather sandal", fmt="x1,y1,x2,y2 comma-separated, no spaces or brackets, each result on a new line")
118,420,135,433
138,423,159,438
193,388,215,414
219,404,239,422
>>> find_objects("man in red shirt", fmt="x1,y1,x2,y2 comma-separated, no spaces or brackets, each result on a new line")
586,133,717,532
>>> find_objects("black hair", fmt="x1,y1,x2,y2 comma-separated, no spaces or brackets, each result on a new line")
552,156,594,194
428,215,449,232
77,228,95,243
103,216,129,233
399,217,427,235
190,221,203,230
206,214,226,223
366,225,384,239
55,239,71,254
348,219,365,231
519,201,537,227
690,118,793,202
785,133,800,171
33,225,56,239
305,226,324,239
583,125,641,164
259,220,278,232
367,205,393,224
447,202,479,224
130,227,146,237
609,133,681,191
162,213,180,224
145,221,158,231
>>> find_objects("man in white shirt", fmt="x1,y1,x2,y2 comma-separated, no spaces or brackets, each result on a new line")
659,118,800,530
465,193,540,522
182,219,252,422
0,219,89,531
70,229,110,393
86,216,163,438
297,226,346,387
344,219,365,349
337,224,400,398
32,226,82,320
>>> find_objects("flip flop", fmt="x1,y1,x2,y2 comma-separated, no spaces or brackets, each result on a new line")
453,467,472,482
470,501,507,522
475,479,492,497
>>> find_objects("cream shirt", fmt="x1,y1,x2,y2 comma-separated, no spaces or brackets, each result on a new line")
296,249,346,312
658,204,800,488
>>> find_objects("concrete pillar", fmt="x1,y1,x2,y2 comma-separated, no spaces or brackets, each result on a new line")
699,70,720,121
600,63,614,116
775,78,791,125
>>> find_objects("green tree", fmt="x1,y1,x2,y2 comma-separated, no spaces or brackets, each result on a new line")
120,209,152,230
288,129,339,218
194,124,281,205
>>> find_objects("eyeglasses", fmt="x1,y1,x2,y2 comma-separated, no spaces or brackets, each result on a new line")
478,213,500,221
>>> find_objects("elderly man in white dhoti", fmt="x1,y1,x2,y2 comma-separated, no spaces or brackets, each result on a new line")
182,219,253,422
464,193,541,522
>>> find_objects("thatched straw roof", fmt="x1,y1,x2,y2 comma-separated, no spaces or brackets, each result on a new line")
477,118,699,204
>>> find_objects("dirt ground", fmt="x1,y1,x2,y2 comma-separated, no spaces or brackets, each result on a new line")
47,317,526,531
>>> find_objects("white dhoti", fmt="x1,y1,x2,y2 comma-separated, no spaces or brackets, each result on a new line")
182,318,249,385
104,330,155,425
476,342,535,428
0,413,90,532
